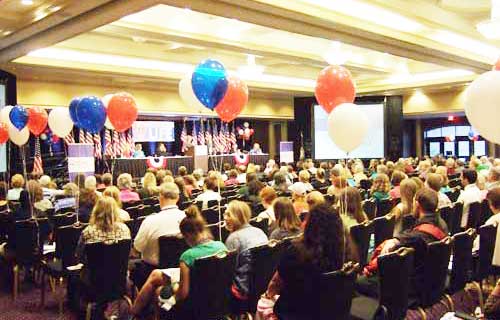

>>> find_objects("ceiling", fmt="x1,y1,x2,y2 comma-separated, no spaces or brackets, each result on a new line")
1,0,499,96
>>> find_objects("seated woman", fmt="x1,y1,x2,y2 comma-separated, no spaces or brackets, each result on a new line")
257,186,278,227
224,169,239,187
174,177,191,205
53,183,78,212
262,204,347,318
289,182,309,216
138,172,158,199
338,187,368,230
79,187,98,223
103,186,131,221
389,170,406,200
311,168,329,190
117,173,140,203
390,179,417,236
130,205,227,317
425,173,451,209
195,178,222,210
298,170,314,192
327,176,348,199
370,173,391,201
435,166,452,193
269,198,302,241
183,175,199,197
7,174,24,201
26,180,53,216
224,200,268,306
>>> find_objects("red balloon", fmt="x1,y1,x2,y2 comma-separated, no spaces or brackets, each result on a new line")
214,76,248,122
107,92,138,132
0,123,8,144
494,57,500,71
315,65,355,114
27,107,48,136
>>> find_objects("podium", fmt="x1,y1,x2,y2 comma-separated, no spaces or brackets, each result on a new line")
193,145,208,172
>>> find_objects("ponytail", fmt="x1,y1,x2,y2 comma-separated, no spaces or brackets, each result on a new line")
180,205,208,237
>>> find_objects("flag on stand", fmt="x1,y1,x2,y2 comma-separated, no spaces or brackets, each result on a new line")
219,122,226,154
32,137,44,175
85,131,93,144
205,120,212,154
120,132,127,158
64,131,75,145
230,123,237,152
198,120,205,145
93,133,102,159
191,120,198,146
224,123,231,153
113,130,120,158
104,129,113,157
180,121,188,153
126,129,134,158
212,121,220,154
79,129,85,143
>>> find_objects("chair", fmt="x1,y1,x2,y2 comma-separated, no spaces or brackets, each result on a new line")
475,224,497,282
359,179,372,190
448,229,475,295
207,222,229,243
350,220,374,267
448,188,461,203
132,216,147,239
83,240,132,320
158,235,189,268
207,199,220,208
201,208,222,225
250,217,270,236
373,215,396,247
123,200,142,210
50,212,77,230
376,199,394,218
362,199,377,220
252,203,265,217
480,199,493,227
164,251,236,319
351,247,414,320
142,204,156,216
0,209,13,242
179,200,194,210
451,202,464,235
440,205,454,234
466,202,482,231
125,205,141,220
448,173,460,180
142,197,158,206
401,214,417,232
449,179,462,189
55,206,76,215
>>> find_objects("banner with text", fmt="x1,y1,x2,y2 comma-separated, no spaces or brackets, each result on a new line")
68,143,94,181
132,121,175,142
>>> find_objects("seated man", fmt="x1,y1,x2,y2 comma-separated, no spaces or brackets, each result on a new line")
131,182,186,288
249,142,263,155
356,188,448,299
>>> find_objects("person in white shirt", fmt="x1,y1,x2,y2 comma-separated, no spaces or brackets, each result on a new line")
257,186,278,227
473,188,500,264
195,178,222,210
458,169,482,228
264,159,276,176
298,170,314,192
7,174,25,201
236,165,247,184
487,167,500,191
134,182,186,267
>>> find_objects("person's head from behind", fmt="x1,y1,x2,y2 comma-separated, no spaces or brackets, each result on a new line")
487,188,500,214
300,204,345,271
103,186,123,208
178,166,187,177
117,173,133,191
135,143,142,151
425,173,444,193
248,180,264,196
415,188,439,217
372,173,390,193
260,186,277,208
39,175,51,188
306,191,325,210
26,180,43,202
253,143,260,151
143,172,157,191
461,169,477,186
63,183,78,197
339,187,366,223
376,164,388,175
273,172,286,187
91,196,119,232
391,170,406,187
11,174,25,189
204,177,218,192
228,169,238,180
410,177,424,191
224,200,251,232
159,182,180,207
84,175,97,191
246,172,257,184
273,197,301,233
289,182,307,201
158,143,166,152
181,205,210,246
316,168,325,181
174,177,187,196
163,175,174,184
184,175,197,188
489,167,500,183
333,176,348,191
238,165,246,174
400,179,417,211
102,173,113,187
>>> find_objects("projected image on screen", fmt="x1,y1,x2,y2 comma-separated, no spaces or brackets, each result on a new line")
314,104,384,159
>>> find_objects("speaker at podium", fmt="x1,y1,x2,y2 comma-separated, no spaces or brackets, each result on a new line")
192,145,208,172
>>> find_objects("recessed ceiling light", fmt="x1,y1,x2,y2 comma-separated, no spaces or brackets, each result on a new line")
3,31,12,36
21,0,34,5
49,6,61,12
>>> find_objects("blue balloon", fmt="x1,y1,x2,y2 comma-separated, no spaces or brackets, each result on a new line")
75,96,106,134
9,105,28,130
69,97,81,128
192,59,228,110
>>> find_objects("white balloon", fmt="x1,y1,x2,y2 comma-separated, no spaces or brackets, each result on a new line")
8,124,30,146
327,103,369,153
0,105,13,125
179,73,206,112
464,71,500,144
48,108,73,137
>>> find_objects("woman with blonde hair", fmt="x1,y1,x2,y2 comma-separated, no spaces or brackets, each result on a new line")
138,172,158,199
370,173,391,201
103,186,131,221
391,178,417,235
435,166,451,193
338,187,368,230
298,170,313,192
117,173,140,203
7,174,25,201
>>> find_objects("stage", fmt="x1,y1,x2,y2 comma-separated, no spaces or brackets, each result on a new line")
108,154,269,178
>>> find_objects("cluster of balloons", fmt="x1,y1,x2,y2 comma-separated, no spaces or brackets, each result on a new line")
237,122,254,141
315,65,367,153
445,136,455,142
179,59,249,122
468,130,479,141
0,105,48,146
464,58,500,145
68,93,138,134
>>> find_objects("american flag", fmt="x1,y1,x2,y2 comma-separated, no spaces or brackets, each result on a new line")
180,121,188,152
85,131,93,144
230,123,237,152
120,132,127,158
93,133,102,159
32,137,44,175
191,120,198,146
219,122,226,154
212,121,221,154
104,129,113,157
205,120,212,154
224,123,231,153
79,129,85,143
197,120,205,145
126,130,133,158
63,131,75,145
113,130,120,158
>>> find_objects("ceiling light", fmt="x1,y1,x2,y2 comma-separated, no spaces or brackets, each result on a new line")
21,0,33,5
385,69,474,84
302,0,424,32
49,6,61,12
322,41,349,65
477,0,500,39
237,54,265,78
2,31,12,36
429,30,500,60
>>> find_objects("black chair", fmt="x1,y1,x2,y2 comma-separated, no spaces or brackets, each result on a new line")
376,199,394,218
466,201,482,231
158,235,189,268
440,205,454,235
0,209,13,242
55,206,76,215
362,199,377,220
448,188,461,203
448,229,475,294
401,214,417,232
252,203,265,217
480,199,493,227
449,179,462,189
132,216,147,238
359,179,372,191
163,251,236,319
83,240,131,320
475,224,497,282
196,201,203,210
123,200,142,210
207,199,220,208
50,212,77,231
350,220,374,267
250,217,270,237
373,215,396,247
142,197,158,206
207,222,229,243
126,205,141,220
142,204,155,216
201,208,221,225
451,202,464,235
351,247,415,320
179,200,194,210
448,173,460,180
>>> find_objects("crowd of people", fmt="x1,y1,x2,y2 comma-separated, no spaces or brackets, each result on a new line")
0,154,500,319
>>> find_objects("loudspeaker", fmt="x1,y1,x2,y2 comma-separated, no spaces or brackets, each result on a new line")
385,96,403,161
